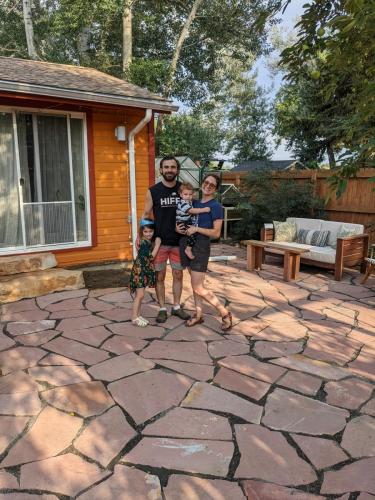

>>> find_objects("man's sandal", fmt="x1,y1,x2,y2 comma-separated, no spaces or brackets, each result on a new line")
185,316,204,327
221,311,233,332
132,317,148,327
139,316,149,325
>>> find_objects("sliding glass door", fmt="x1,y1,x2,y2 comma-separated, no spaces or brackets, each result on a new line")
0,108,90,253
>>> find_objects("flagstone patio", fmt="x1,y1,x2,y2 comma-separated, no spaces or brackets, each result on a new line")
0,244,374,499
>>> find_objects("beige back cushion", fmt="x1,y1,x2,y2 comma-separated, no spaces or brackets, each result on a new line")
287,218,322,232
320,220,342,247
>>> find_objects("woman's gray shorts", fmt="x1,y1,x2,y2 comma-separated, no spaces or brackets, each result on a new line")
180,234,210,272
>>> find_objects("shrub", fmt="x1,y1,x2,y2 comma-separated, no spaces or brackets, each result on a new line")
232,169,325,240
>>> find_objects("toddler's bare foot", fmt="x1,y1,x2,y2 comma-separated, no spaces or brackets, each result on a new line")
185,246,195,259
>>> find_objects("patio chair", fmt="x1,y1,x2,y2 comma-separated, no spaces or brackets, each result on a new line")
361,244,375,284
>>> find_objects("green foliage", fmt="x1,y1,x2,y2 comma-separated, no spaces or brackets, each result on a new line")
272,0,375,191
232,169,325,240
156,112,224,161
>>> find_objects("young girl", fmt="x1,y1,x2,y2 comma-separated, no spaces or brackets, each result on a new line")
130,219,161,327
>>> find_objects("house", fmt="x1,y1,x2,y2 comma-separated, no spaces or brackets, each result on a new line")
0,57,177,271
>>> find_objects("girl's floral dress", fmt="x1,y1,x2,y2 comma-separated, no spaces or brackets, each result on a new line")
129,239,156,293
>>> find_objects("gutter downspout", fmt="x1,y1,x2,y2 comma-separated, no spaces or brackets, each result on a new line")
128,108,153,258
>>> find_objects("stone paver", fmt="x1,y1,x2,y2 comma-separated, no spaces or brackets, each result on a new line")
235,424,316,485
109,369,192,424
57,314,109,331
0,347,46,375
143,407,232,440
321,457,375,495
208,339,249,358
101,335,147,354
14,330,59,346
62,325,112,347
213,367,271,401
218,355,286,383
164,475,246,500
325,378,373,409
241,480,325,499
0,333,15,351
43,337,110,365
28,365,91,387
1,406,82,467
182,382,262,423
0,371,39,394
262,388,349,435
291,434,348,469
271,354,350,380
0,470,19,489
2,246,375,497
362,398,375,417
150,359,214,381
74,406,136,467
42,381,114,417
88,352,155,382
278,371,322,396
124,437,234,476
77,464,162,500
254,340,303,359
7,320,55,336
0,416,29,454
341,415,375,458
141,340,212,364
20,453,110,497
0,392,41,416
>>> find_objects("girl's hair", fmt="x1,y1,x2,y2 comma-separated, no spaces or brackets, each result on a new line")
202,173,221,190
138,223,154,239
179,182,194,193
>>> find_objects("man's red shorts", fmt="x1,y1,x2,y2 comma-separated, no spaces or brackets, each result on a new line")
153,245,182,271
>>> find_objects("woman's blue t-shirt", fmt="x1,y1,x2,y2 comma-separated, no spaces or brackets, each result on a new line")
193,199,224,229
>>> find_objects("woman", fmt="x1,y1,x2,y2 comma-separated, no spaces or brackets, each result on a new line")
178,174,232,331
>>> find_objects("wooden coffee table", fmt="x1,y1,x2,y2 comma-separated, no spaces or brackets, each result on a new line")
244,240,309,281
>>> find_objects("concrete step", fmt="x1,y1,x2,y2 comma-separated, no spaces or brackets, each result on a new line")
0,253,57,276
0,268,84,303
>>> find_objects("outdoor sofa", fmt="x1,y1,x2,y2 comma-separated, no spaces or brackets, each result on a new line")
261,217,369,281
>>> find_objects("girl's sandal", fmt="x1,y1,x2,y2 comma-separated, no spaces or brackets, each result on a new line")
132,317,148,327
139,316,150,325
221,311,233,332
186,316,204,327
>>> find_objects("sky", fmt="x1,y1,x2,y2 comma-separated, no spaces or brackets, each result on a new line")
256,0,306,160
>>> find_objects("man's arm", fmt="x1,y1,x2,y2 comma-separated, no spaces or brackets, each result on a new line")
142,189,154,220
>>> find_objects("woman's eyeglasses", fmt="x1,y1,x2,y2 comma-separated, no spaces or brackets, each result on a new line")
203,180,217,189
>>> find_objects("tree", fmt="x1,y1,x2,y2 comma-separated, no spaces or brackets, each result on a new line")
156,112,224,161
22,0,38,59
266,0,375,192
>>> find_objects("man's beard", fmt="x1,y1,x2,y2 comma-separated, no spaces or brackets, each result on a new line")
161,172,178,182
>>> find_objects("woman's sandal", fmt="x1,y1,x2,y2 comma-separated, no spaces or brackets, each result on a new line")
185,316,204,327
221,311,233,332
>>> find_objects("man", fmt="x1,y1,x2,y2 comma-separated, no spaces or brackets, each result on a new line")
142,155,191,323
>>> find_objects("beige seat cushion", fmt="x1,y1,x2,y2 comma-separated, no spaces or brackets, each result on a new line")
304,246,336,264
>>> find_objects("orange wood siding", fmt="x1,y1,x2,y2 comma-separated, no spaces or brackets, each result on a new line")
56,109,151,267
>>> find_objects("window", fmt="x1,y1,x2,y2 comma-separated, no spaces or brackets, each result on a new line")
0,108,90,253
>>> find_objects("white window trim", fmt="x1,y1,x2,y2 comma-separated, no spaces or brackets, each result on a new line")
0,106,92,255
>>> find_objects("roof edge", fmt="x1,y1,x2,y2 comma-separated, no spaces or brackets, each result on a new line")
0,80,179,113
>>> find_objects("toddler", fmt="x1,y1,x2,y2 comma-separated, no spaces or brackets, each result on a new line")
176,182,210,259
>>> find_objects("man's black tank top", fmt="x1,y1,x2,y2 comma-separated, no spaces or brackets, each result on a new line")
150,181,181,246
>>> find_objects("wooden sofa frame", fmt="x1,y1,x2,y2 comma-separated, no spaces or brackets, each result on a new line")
260,227,369,281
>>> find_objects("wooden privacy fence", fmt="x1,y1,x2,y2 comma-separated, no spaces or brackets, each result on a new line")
222,168,375,245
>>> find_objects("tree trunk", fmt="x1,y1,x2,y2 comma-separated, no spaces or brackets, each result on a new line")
23,0,38,60
78,26,91,66
327,143,336,169
156,0,204,136
122,0,133,76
